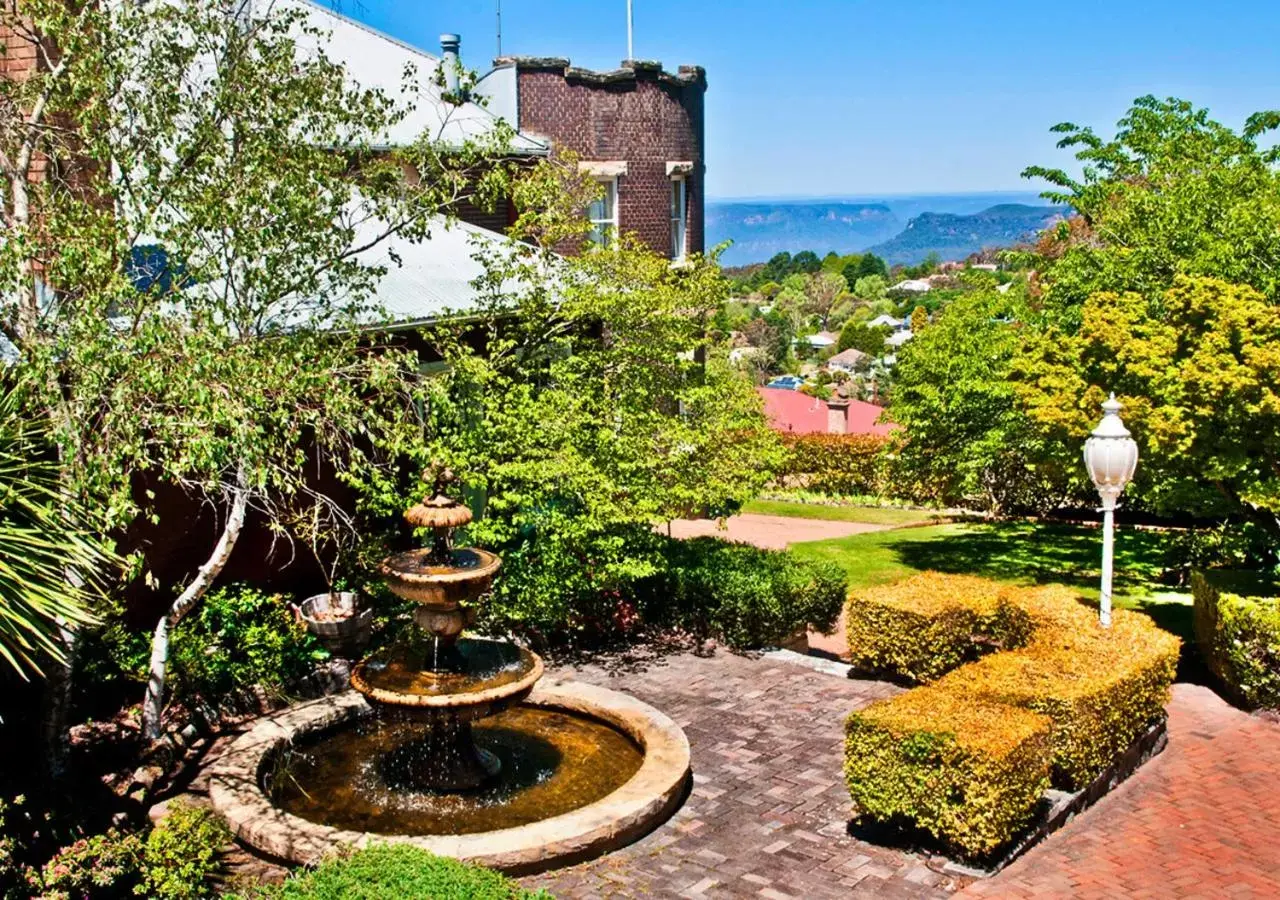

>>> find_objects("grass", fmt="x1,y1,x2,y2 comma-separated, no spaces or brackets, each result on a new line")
741,498,946,528
789,520,1195,642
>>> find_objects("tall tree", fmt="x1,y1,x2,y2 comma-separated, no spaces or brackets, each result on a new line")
890,291,1070,512
803,271,847,330
1015,276,1280,539
1024,95,1280,325
417,158,784,632
0,0,506,738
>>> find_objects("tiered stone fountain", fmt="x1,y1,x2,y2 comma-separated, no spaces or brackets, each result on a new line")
209,470,690,873
350,468,542,791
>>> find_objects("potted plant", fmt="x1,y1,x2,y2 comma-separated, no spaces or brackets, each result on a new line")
295,507,374,658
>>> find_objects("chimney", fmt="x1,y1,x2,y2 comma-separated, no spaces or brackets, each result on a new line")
440,33,461,97
826,396,850,435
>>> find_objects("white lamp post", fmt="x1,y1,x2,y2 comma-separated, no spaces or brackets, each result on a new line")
1083,394,1139,627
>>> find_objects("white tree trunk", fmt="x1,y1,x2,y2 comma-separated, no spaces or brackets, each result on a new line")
142,468,250,740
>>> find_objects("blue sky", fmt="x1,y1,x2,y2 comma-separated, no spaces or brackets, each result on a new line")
338,0,1280,199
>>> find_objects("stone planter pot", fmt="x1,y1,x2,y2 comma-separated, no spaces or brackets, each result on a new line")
298,591,372,659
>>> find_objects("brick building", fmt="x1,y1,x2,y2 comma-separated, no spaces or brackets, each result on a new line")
475,55,706,260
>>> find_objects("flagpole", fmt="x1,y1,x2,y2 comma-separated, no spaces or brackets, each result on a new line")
496,0,503,57
627,0,634,60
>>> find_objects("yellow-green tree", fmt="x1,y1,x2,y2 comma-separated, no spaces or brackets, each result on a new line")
1015,276,1280,538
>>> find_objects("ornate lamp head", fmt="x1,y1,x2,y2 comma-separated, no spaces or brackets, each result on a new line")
1083,394,1139,511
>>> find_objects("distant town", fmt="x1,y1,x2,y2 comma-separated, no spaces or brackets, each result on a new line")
717,245,1024,435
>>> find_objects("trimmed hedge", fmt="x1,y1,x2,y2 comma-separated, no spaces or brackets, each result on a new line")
244,843,547,899
779,432,888,496
844,686,1052,858
845,574,1180,858
1192,571,1280,710
845,573,1032,682
939,586,1180,787
653,537,847,648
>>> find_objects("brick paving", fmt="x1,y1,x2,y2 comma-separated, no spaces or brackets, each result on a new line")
961,683,1280,900
521,650,964,899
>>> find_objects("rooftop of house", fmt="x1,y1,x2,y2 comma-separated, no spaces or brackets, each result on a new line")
756,387,894,436
827,347,868,367
291,0,548,154
892,279,932,292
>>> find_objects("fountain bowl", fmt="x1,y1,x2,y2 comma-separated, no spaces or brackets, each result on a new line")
349,639,545,722
380,547,501,607
207,681,691,874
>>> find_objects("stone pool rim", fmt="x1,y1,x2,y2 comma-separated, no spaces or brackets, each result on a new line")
207,680,691,874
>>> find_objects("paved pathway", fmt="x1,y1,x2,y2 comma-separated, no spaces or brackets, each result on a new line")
666,513,886,551
521,650,963,899
961,683,1280,900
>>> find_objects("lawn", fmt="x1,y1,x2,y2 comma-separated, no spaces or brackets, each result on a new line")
789,520,1195,641
741,499,946,528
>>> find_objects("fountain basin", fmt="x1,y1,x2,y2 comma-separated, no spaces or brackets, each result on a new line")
380,547,501,607
208,681,691,874
350,637,544,720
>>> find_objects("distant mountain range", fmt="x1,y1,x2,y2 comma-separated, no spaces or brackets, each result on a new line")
706,192,1064,266
866,204,1065,265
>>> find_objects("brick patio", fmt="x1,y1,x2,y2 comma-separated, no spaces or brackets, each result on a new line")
181,643,1280,898
520,649,965,899
961,683,1280,900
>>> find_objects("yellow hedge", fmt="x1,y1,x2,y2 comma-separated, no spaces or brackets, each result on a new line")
939,586,1180,787
844,686,1052,858
845,573,1034,682
844,576,1180,857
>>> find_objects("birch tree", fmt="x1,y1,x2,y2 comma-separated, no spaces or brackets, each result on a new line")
0,0,508,739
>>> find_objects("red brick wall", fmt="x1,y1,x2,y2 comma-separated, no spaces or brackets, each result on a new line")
512,61,705,258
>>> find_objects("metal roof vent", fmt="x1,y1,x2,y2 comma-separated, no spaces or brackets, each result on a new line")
440,33,462,98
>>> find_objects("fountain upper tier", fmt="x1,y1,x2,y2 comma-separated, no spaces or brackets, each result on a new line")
350,637,543,722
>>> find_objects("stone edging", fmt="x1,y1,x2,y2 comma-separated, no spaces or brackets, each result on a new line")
207,680,691,874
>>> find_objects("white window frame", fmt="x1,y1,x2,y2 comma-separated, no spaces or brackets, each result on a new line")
587,177,619,249
670,175,688,261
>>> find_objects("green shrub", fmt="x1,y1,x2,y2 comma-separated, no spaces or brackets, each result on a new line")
779,432,888,496
75,585,328,716
168,585,327,708
245,843,546,899
653,537,846,647
845,686,1052,859
1192,571,1280,710
139,802,229,900
844,577,1180,857
845,573,1033,682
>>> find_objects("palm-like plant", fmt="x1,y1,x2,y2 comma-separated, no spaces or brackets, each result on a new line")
0,386,106,679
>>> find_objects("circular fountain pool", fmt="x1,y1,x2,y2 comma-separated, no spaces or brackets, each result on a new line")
271,705,644,835
208,682,690,873
210,475,690,872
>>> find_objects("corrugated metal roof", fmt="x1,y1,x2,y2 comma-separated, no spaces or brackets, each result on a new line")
352,214,534,327
287,0,548,154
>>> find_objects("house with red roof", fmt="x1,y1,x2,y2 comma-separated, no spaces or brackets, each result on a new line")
756,387,894,436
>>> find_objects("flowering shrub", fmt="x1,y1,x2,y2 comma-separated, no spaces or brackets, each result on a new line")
36,830,143,900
